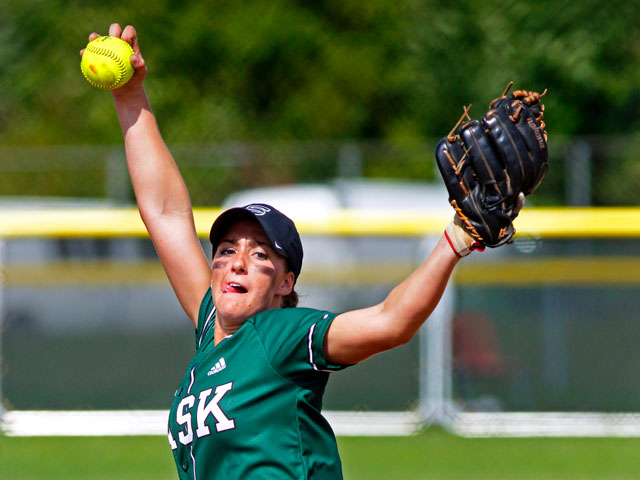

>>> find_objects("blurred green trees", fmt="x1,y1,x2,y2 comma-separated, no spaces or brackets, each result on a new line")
0,0,639,204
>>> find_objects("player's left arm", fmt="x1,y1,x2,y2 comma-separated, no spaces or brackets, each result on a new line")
325,85,548,366
324,235,459,365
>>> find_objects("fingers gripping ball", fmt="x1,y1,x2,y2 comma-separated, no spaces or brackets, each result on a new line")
435,83,548,250
81,36,134,90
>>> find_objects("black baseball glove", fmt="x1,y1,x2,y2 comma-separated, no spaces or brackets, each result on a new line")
435,84,548,255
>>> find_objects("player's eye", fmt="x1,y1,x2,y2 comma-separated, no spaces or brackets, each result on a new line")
254,251,268,260
219,247,235,256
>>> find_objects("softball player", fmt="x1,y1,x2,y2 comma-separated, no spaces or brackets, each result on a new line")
92,23,463,480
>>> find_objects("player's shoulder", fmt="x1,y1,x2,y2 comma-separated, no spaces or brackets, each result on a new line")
249,307,339,362
250,307,336,331
251,307,322,323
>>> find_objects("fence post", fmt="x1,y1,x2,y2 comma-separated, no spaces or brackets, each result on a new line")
418,235,455,425
337,143,363,178
105,149,130,202
566,140,592,206
0,237,6,421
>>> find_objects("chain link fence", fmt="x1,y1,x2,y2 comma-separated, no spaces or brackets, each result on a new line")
1,136,639,206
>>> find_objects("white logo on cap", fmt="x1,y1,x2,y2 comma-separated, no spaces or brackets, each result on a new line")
274,241,283,250
245,204,271,216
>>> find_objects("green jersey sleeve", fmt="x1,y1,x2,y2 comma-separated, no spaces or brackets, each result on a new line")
250,308,351,383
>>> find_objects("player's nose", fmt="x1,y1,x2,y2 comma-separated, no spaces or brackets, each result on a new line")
231,250,248,274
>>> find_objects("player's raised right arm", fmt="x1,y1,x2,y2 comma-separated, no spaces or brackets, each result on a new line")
105,24,211,325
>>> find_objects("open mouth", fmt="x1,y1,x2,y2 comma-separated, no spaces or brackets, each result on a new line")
224,282,248,294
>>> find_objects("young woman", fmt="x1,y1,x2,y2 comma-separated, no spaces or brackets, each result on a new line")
84,23,473,480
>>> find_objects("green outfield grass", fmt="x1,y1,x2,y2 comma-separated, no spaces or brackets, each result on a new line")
1,429,640,479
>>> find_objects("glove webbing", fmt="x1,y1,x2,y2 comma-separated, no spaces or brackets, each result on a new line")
489,83,548,140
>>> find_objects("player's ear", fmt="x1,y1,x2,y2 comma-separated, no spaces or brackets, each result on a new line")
276,271,295,297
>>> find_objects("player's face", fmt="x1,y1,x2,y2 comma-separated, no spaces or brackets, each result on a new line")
211,220,294,328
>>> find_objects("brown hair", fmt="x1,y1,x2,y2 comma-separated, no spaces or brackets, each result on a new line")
280,263,299,308
281,289,299,309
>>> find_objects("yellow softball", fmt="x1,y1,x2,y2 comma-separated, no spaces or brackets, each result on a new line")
81,36,135,90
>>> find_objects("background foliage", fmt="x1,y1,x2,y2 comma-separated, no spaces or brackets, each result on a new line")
0,0,639,204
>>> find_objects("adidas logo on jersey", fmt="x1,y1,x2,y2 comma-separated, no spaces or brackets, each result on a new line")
207,358,226,376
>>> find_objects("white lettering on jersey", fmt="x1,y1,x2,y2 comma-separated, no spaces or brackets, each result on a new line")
168,426,178,450
196,382,236,436
176,395,196,445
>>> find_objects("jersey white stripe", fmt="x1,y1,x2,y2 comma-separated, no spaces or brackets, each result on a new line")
308,322,333,372
308,323,318,370
198,307,216,348
187,368,195,394
190,445,197,480
307,315,333,373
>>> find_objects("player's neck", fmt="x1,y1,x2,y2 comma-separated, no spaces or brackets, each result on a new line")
213,316,243,345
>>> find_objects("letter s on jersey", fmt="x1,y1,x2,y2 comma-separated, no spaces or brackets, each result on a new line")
169,382,236,450
176,395,196,445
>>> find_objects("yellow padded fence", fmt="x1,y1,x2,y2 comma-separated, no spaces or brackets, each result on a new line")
1,207,639,287
0,207,639,238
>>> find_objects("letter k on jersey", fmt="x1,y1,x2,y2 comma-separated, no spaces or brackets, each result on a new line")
168,382,235,450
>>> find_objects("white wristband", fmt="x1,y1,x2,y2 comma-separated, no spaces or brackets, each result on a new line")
444,216,485,258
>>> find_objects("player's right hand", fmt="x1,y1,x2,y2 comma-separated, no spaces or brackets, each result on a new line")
81,23,147,98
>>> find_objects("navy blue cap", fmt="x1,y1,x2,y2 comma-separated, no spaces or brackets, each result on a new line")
209,203,303,281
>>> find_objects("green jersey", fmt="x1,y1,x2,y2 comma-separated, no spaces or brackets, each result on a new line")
168,288,348,479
